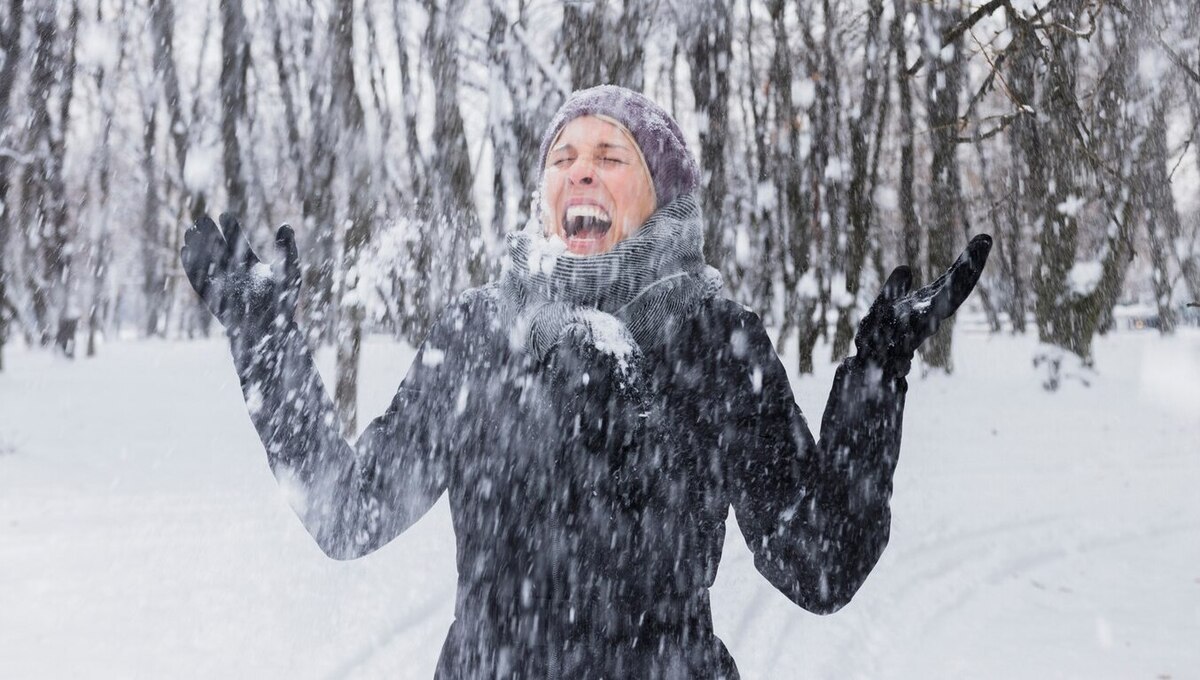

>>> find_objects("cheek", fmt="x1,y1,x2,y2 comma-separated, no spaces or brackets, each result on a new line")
617,181,653,226
541,178,562,224
611,174,643,210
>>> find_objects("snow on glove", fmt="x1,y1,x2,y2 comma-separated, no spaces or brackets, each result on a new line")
541,320,654,489
854,234,992,378
180,213,302,344
544,318,643,391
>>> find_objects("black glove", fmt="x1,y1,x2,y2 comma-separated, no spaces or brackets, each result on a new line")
542,321,648,449
543,321,643,398
180,213,301,343
855,234,992,378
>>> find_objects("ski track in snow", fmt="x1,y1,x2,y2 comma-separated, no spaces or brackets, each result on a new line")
1,328,1198,679
837,515,1199,678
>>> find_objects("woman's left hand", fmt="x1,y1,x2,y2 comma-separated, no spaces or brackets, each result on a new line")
855,234,992,378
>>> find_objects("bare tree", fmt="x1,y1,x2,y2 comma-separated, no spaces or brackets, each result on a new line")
263,0,335,343
391,0,428,203
486,0,560,244
22,0,79,354
892,0,921,278
680,0,733,265
85,0,128,357
920,2,966,372
148,0,204,221
0,0,1193,386
147,0,210,338
562,0,649,90
1026,1,1137,376
0,0,25,371
138,79,170,339
1182,85,1200,303
328,0,374,435
1142,99,1180,333
219,0,248,213
416,0,483,332
810,0,845,353
764,0,822,374
832,0,889,361
736,0,769,312
1002,15,1042,335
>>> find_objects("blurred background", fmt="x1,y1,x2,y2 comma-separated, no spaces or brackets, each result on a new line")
1,1,1198,678
0,0,1198,422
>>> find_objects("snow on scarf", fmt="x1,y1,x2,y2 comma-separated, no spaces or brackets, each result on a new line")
499,193,724,362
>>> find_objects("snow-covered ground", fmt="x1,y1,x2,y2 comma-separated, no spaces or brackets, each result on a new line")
2,326,1198,679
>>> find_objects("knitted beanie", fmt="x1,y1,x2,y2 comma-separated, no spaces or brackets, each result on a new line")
538,85,700,208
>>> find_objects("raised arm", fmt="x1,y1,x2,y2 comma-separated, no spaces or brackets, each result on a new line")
181,214,459,559
725,236,992,613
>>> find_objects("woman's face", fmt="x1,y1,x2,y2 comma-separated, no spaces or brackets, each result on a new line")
542,116,656,256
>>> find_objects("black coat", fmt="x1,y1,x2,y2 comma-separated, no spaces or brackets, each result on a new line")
233,284,905,679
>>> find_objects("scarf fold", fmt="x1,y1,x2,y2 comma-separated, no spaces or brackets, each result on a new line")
500,194,724,361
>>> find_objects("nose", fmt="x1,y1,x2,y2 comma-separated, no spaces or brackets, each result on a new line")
566,157,595,185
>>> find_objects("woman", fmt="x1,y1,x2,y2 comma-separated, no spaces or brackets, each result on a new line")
181,85,990,678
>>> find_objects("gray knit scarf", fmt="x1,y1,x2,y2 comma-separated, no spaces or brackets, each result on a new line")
500,193,724,361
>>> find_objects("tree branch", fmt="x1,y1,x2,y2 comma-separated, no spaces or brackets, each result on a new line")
1168,136,1192,182
508,23,570,97
907,0,1011,76
0,146,34,164
956,109,1024,143
1109,0,1200,87
1153,33,1200,87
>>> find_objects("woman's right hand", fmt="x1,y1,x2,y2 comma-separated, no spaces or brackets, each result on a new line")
180,213,302,340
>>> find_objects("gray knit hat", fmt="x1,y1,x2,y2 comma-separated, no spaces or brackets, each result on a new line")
538,85,700,208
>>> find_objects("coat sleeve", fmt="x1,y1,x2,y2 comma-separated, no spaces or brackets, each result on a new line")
228,297,475,560
721,306,905,614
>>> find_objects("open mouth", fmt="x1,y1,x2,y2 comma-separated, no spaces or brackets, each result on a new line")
562,204,613,241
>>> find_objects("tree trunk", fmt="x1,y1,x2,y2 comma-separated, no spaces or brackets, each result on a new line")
1003,21,1041,334
87,0,124,358
832,0,887,361
423,0,482,310
149,0,205,339
391,0,427,202
562,0,648,90
1182,86,1200,304
25,0,78,352
683,0,732,266
483,0,558,251
54,0,79,356
148,0,204,221
329,0,372,436
920,4,965,372
893,0,921,273
1142,101,1181,333
764,0,818,374
0,0,26,371
220,0,248,212
1027,2,1136,371
141,104,165,337
813,0,843,354
487,5,509,244
741,0,771,317
265,0,333,344
1031,10,1085,356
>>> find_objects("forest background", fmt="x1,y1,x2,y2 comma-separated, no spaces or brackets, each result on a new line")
1,0,1198,432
